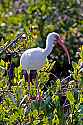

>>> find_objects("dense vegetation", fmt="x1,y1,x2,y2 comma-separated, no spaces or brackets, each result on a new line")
0,0,83,125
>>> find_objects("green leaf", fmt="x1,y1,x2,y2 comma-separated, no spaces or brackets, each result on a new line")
0,59,5,67
56,79,61,92
33,120,40,125
66,91,75,105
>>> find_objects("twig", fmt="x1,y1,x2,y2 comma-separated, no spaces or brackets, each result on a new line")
61,75,72,84
0,33,25,54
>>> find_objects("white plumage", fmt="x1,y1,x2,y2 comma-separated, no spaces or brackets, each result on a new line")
20,48,46,71
20,32,70,100
20,32,70,70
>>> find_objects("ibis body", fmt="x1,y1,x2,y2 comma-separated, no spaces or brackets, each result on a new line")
20,32,70,100
20,48,46,71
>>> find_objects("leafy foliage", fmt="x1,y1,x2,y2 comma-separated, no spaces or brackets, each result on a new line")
0,0,83,125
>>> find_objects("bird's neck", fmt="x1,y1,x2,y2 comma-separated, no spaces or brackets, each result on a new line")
44,39,54,56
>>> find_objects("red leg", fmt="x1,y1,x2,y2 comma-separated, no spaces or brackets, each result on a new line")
23,70,28,82
36,73,42,101
23,70,31,100
28,74,32,101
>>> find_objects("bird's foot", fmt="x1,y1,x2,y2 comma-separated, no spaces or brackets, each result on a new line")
28,94,32,102
36,92,43,101
30,95,36,100
28,95,36,101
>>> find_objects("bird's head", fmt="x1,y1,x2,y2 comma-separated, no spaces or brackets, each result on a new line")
47,32,70,64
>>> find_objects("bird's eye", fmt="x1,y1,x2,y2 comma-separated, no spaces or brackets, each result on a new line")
54,36,59,41
55,35,59,40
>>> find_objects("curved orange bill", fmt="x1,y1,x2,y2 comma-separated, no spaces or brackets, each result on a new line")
57,37,70,64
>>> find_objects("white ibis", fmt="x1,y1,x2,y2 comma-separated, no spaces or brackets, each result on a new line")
20,32,70,100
